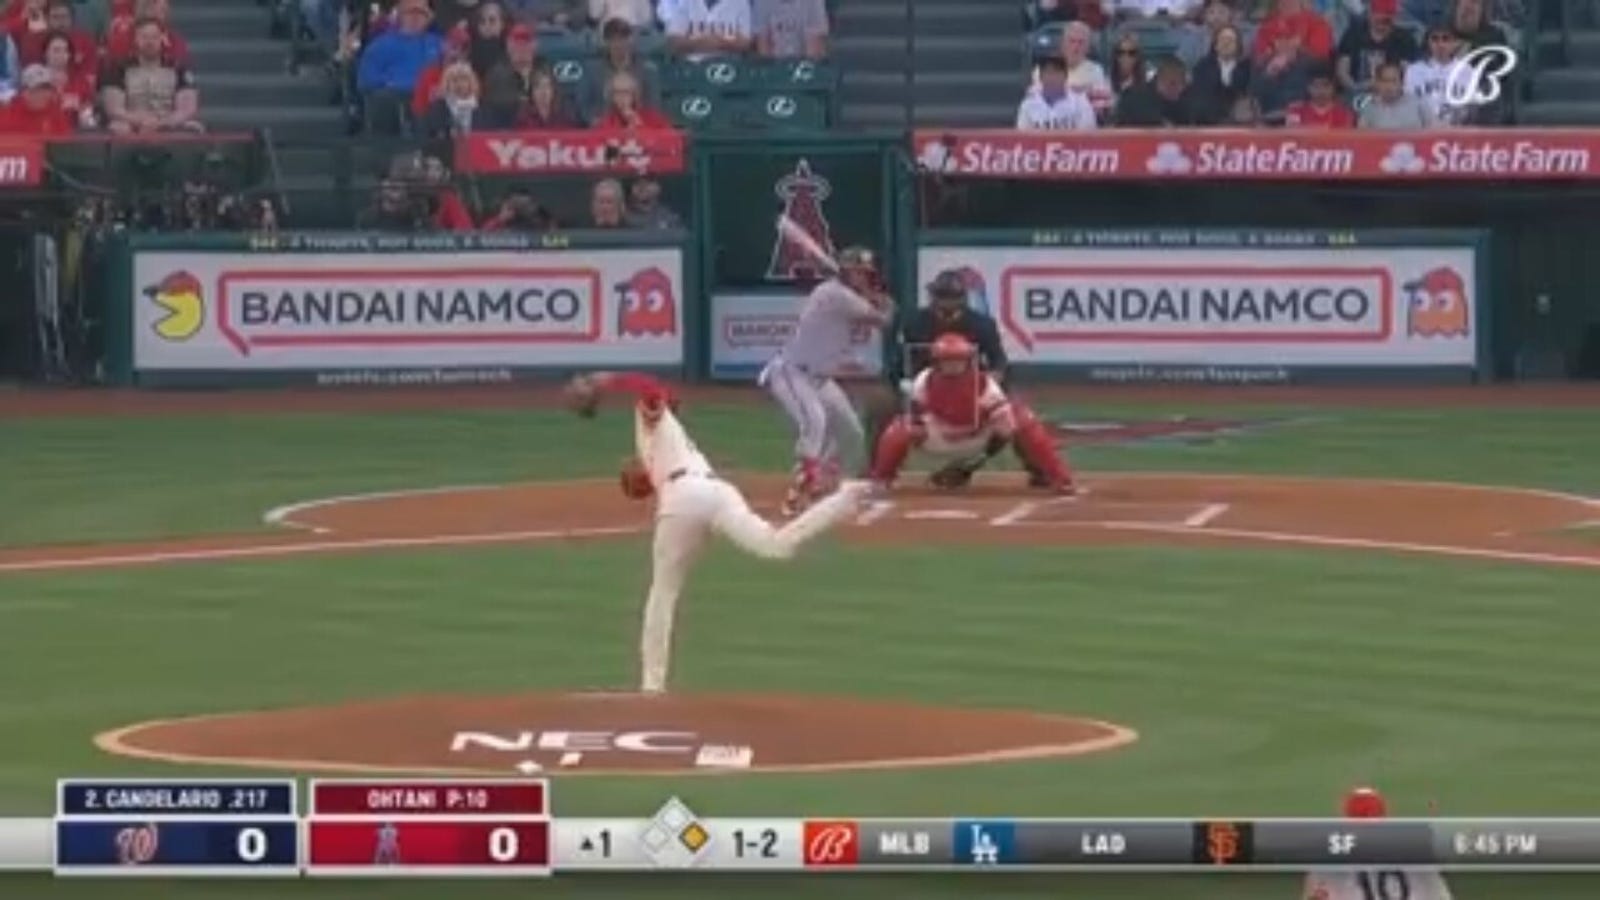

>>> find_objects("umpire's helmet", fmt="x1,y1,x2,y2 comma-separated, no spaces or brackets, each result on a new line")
926,269,967,300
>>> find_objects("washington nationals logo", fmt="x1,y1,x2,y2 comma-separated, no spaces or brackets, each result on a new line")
1443,44,1517,108
115,823,161,865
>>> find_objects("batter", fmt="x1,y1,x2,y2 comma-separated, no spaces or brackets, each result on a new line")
565,370,869,694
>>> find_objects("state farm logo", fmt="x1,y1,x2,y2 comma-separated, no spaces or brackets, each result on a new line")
485,137,652,174
918,139,955,173
1146,141,1193,174
1380,142,1426,174
0,153,34,184
803,821,858,866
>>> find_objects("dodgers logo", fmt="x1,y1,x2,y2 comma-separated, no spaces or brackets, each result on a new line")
1403,267,1471,338
1443,44,1517,108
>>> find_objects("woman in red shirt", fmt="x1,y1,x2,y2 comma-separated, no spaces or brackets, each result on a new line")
591,70,672,131
1,63,73,134
40,31,93,126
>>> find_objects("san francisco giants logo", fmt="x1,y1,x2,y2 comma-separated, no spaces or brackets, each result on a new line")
115,823,160,865
803,821,858,865
1205,822,1240,865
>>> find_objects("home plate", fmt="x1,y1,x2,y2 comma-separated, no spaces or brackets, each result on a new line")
904,510,979,521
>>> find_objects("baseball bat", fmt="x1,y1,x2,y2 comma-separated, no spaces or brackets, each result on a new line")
776,214,839,275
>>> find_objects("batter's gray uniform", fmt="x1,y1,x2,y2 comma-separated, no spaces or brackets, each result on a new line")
759,278,887,475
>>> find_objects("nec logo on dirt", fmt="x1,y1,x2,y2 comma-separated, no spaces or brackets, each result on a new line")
450,730,753,770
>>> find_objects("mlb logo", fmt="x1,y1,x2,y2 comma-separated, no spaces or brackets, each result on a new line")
953,820,1016,865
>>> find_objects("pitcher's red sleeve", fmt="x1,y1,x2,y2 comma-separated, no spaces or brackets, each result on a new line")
599,372,678,410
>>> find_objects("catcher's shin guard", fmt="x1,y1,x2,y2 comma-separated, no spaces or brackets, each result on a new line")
1012,406,1074,491
868,416,920,484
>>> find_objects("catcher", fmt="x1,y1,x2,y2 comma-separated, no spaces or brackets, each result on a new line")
564,370,869,694
885,269,1051,490
868,334,1075,493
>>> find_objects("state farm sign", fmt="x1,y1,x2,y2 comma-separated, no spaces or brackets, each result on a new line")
0,138,44,187
456,130,687,176
913,129,1600,181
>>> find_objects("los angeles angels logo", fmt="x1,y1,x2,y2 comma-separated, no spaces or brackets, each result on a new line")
766,158,834,281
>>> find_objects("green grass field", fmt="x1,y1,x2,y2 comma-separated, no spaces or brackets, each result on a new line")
2,396,1598,898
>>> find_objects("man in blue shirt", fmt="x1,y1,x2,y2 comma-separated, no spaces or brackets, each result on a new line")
357,0,444,135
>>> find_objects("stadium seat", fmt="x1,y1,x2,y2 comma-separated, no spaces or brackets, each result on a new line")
736,90,829,130
664,56,757,91
664,91,738,130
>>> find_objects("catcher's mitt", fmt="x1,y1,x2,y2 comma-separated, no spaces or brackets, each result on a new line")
563,374,600,418
928,464,976,490
619,458,654,499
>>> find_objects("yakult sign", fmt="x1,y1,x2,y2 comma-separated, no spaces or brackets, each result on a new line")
131,245,684,381
918,230,1484,382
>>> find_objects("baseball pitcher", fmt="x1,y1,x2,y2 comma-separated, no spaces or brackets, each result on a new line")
1303,788,1455,900
565,370,870,694
758,246,893,516
868,334,1075,493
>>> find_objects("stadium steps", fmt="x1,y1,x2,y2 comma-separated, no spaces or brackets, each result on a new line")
1513,100,1600,124
202,105,347,141
184,36,290,72
840,70,1022,109
1522,29,1600,123
198,70,330,107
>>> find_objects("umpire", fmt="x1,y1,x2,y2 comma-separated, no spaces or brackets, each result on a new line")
872,269,1049,488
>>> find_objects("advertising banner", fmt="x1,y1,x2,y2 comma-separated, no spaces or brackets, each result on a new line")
917,229,1485,383
0,137,44,187
130,237,684,384
709,291,884,380
913,129,1600,181
455,130,688,177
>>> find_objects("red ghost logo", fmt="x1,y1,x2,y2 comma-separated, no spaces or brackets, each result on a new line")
1403,267,1470,338
615,267,678,337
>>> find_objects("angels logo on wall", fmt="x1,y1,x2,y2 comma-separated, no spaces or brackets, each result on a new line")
766,158,835,282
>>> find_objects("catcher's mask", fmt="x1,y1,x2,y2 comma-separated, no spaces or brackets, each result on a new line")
931,333,976,376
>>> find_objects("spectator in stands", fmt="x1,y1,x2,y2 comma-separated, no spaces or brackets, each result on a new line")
41,31,93,126
589,0,655,28
106,0,189,65
590,177,627,227
753,0,826,59
483,22,547,122
1358,58,1429,127
413,22,471,119
0,32,15,101
1404,24,1469,125
1334,0,1415,96
417,152,475,229
1115,55,1197,124
583,17,660,121
1448,0,1507,48
1284,64,1353,125
1016,54,1097,129
356,0,443,135
469,1,509,76
516,67,581,125
0,62,70,131
1187,24,1252,123
360,178,435,231
1055,21,1112,112
592,69,671,128
6,0,47,52
1250,28,1313,119
482,189,557,231
625,177,682,228
18,0,93,68
1109,34,1147,96
509,0,585,28
1252,0,1332,61
1229,93,1260,123
1178,0,1244,66
101,17,202,132
421,60,496,136
1109,0,1202,23
435,0,485,34
665,0,753,60
1025,0,1107,32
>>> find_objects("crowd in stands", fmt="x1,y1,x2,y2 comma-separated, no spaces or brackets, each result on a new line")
325,0,830,136
0,0,202,133
1017,0,1520,129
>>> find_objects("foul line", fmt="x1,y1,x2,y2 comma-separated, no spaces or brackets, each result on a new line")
990,502,1038,527
93,714,1139,778
855,500,895,526
1183,503,1230,528
1103,522,1600,570
0,526,644,575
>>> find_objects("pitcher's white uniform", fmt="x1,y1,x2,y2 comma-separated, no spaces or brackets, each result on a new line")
760,277,889,484
909,367,1014,458
1303,869,1454,900
602,372,867,693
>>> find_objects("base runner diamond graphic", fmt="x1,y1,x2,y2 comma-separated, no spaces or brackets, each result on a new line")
640,797,710,868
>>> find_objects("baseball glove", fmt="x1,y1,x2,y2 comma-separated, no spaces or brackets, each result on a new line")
928,464,976,490
619,458,654,499
563,374,600,418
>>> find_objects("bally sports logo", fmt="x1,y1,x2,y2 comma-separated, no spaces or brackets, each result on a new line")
144,266,678,356
999,264,1394,350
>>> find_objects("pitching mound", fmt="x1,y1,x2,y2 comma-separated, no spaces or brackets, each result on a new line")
95,693,1136,776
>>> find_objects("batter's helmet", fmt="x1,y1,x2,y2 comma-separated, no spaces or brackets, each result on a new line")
838,246,877,270
931,333,976,362
1343,787,1387,819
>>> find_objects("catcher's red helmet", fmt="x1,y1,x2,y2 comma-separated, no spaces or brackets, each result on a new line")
1343,787,1387,818
931,333,975,362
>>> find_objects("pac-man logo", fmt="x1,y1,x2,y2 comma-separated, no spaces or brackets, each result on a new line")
1403,266,1470,338
615,267,678,337
144,270,205,341
1205,822,1240,865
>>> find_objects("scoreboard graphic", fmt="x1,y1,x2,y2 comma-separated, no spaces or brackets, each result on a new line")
3,778,1600,875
